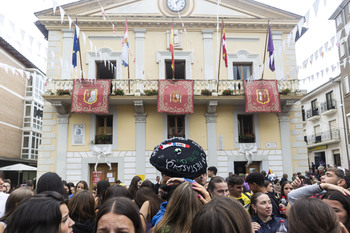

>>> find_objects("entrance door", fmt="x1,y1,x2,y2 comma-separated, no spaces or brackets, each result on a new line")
89,163,118,189
314,151,326,168
234,161,260,174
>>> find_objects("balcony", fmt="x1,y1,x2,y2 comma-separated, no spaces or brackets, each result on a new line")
306,108,320,121
320,100,337,115
305,129,341,147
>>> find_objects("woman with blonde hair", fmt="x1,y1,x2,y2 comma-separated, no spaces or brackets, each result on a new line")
152,182,203,233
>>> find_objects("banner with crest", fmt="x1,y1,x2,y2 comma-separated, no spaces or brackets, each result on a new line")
244,80,281,113
157,80,194,114
71,79,111,113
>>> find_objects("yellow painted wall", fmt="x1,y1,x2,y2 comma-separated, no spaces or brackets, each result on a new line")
145,106,163,150
216,106,235,150
117,105,136,150
67,113,91,151
259,113,281,149
190,105,207,150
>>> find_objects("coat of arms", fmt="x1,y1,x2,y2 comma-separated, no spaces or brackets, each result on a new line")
170,91,182,103
256,89,269,104
84,89,98,104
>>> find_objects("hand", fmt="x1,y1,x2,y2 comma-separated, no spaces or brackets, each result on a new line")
192,182,211,204
320,183,350,196
166,177,185,186
291,177,303,189
251,222,261,232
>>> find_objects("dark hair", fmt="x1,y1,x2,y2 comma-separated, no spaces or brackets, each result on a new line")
4,191,65,233
192,197,252,233
289,198,341,233
281,181,293,198
103,184,132,203
140,180,154,190
323,190,350,231
250,192,267,216
208,166,218,175
135,187,162,222
208,176,226,193
76,180,89,190
96,180,110,208
129,176,142,199
63,181,72,195
264,179,272,188
0,187,33,222
328,167,350,188
94,197,143,233
36,172,66,197
245,172,264,187
68,190,95,223
227,175,244,187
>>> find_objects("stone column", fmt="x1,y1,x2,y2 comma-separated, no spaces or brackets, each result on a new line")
135,29,146,80
61,29,74,79
278,113,293,177
272,32,284,80
206,101,218,167
56,114,70,179
135,113,147,175
202,30,214,80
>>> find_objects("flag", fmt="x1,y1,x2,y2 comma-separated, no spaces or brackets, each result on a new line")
72,24,80,68
268,169,273,175
169,22,175,77
267,23,275,71
121,20,129,67
222,20,228,67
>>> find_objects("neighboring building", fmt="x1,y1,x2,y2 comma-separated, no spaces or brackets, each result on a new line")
330,0,350,168
35,0,308,186
301,77,349,169
0,36,44,184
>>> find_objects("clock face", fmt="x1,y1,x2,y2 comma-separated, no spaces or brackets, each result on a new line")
166,0,186,12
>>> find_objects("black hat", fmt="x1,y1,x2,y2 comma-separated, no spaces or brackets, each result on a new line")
150,137,207,179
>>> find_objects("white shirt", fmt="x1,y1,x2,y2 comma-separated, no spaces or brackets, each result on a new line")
0,193,9,218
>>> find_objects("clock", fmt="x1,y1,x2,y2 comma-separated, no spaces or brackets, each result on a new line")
166,0,186,12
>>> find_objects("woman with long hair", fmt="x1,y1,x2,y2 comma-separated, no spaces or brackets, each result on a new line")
280,181,293,203
95,180,110,210
76,180,89,192
152,182,203,233
36,172,66,198
68,190,95,233
103,184,132,204
129,176,142,199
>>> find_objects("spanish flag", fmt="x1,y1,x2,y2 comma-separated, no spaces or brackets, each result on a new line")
169,22,175,77
268,169,273,175
222,20,228,68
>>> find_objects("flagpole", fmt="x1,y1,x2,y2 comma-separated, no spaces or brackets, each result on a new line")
217,18,223,93
261,20,269,80
126,19,130,93
76,17,84,79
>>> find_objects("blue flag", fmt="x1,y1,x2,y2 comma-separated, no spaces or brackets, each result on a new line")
268,23,275,72
72,25,79,67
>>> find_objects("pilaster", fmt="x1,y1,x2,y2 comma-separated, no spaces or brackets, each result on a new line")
278,113,293,177
134,29,146,80
134,100,146,176
206,101,218,167
56,114,70,179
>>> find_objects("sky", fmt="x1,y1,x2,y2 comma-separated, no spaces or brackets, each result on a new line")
0,0,344,91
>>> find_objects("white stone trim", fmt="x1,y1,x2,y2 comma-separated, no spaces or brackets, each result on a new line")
202,30,214,80
227,50,260,80
86,48,122,79
156,50,193,79
134,29,146,79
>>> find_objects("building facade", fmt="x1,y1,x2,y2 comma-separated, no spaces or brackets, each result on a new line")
36,0,308,186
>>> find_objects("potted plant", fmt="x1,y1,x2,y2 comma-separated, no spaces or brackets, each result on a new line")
222,89,233,96
280,88,291,95
56,89,70,95
201,89,212,96
144,89,158,96
95,134,112,144
114,88,124,96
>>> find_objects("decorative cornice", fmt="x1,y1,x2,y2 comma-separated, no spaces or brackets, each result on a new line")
205,113,217,123
51,101,68,114
207,101,218,114
57,114,70,124
134,100,144,114
134,113,147,123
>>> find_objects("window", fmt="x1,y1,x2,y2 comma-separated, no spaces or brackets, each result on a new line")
301,105,305,121
96,61,116,79
22,131,41,160
311,99,318,116
344,76,350,94
233,63,252,80
95,115,113,144
23,101,43,130
168,115,185,138
336,15,342,27
340,41,346,57
314,125,321,143
326,91,334,110
238,115,255,143
165,60,185,80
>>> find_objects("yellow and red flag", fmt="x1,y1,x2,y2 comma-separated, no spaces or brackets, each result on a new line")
268,169,273,175
222,20,228,67
169,22,175,76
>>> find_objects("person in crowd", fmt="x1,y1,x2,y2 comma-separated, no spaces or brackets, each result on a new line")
0,187,33,233
94,197,143,233
4,191,75,233
207,176,229,198
2,180,11,194
225,172,234,182
273,179,281,198
76,180,89,192
103,184,132,204
246,172,281,217
135,187,162,233
63,181,73,199
264,179,274,193
140,180,154,190
280,181,293,199
194,173,207,186
152,182,204,233
92,187,97,198
129,176,142,199
288,198,347,233
243,173,250,192
191,197,252,233
68,190,95,233
95,180,110,210
322,190,350,232
207,166,217,179
251,192,288,233
157,184,167,201
261,170,269,180
153,176,160,195
36,172,66,198
280,173,288,184
227,174,251,208
0,176,8,219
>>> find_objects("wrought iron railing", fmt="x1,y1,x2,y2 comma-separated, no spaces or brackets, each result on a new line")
305,129,340,145
320,99,336,113
306,108,319,118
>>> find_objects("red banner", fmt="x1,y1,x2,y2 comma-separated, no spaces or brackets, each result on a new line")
244,80,281,113
158,80,194,114
71,79,111,113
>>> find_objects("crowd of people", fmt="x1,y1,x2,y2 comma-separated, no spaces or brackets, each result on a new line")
0,137,349,233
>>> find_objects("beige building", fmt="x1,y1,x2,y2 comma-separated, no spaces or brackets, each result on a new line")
36,0,308,186
0,36,44,184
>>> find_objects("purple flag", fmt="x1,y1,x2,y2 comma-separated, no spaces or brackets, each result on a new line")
268,24,275,71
